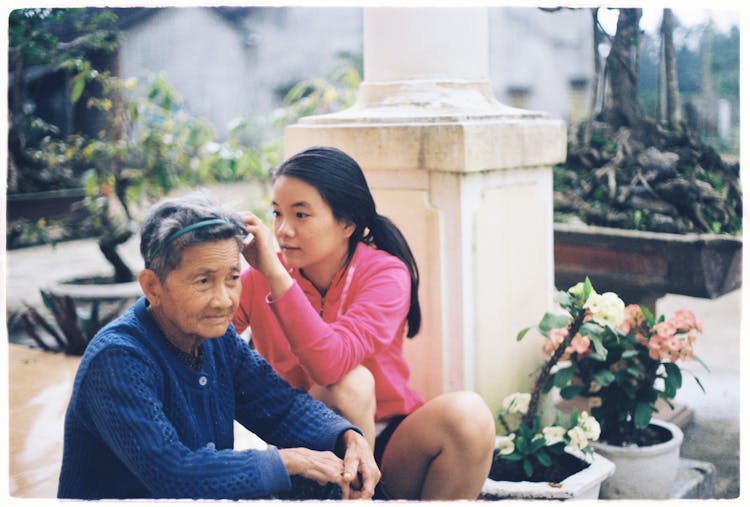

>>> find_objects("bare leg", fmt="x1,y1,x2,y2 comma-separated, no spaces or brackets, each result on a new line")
309,365,377,449
379,391,495,500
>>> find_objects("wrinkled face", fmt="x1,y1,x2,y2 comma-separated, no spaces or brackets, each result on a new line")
272,175,353,274
153,238,241,341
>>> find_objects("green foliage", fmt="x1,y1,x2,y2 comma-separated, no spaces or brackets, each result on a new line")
270,51,361,127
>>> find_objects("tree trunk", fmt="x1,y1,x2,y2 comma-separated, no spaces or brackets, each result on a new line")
584,8,603,144
700,23,716,136
599,8,643,130
661,9,682,131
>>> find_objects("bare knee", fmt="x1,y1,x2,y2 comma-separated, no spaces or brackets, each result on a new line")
439,392,496,457
322,365,376,416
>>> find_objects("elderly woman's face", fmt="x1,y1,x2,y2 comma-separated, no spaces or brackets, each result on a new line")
153,238,241,341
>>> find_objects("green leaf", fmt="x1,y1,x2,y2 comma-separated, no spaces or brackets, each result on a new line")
663,362,682,389
622,350,639,358
538,312,572,334
516,326,532,342
634,402,654,428
593,369,616,386
692,374,707,394
583,277,594,300
535,451,552,467
640,305,655,327
559,385,583,400
501,452,522,461
523,459,534,478
70,73,86,104
589,335,608,360
692,354,711,373
552,366,576,388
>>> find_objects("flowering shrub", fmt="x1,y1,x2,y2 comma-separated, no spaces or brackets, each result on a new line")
536,278,706,446
495,392,600,479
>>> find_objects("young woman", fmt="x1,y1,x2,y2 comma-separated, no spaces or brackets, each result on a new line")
233,146,495,500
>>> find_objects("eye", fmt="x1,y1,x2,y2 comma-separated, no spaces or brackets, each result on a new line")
295,211,309,219
198,278,209,285
271,210,280,218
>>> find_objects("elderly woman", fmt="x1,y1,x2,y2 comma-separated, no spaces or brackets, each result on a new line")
57,193,378,500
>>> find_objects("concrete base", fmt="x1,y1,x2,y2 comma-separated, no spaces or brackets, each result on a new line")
672,458,716,499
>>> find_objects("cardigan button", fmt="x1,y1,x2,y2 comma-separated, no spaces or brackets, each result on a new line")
198,376,208,386
206,442,216,449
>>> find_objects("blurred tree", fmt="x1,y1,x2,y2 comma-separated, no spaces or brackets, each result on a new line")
8,8,121,193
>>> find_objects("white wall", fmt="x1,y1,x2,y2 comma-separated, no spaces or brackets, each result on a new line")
119,7,253,138
488,7,594,122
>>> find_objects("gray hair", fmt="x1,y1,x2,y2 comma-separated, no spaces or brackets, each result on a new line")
139,191,246,280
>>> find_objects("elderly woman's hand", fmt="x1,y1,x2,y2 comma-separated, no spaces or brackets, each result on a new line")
338,429,381,500
278,448,345,487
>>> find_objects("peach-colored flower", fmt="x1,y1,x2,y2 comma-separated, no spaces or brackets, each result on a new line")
620,304,645,334
672,309,702,332
569,333,591,356
543,328,568,355
652,321,676,340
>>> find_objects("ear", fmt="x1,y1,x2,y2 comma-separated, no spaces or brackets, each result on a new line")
341,221,356,239
138,269,163,306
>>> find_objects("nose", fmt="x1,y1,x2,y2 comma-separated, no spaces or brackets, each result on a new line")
275,217,295,238
211,282,237,309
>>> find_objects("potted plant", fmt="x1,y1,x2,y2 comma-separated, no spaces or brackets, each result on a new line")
481,283,619,500
541,278,706,499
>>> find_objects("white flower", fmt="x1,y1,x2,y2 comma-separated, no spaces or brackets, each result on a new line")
584,292,625,327
497,434,516,455
578,412,601,441
542,426,567,446
501,392,531,415
567,426,589,452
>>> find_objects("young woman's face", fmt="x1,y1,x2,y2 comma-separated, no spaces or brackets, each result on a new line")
272,175,353,276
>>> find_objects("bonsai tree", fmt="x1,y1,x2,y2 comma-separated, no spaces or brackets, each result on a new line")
555,8,741,235
9,8,273,282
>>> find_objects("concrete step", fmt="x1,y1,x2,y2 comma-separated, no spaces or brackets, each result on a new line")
671,458,716,499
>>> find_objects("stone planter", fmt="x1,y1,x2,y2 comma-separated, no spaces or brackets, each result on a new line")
481,439,615,500
592,419,683,499
554,223,742,307
6,188,86,221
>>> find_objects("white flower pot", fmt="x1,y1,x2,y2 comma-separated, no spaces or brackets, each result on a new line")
481,446,615,500
591,419,683,499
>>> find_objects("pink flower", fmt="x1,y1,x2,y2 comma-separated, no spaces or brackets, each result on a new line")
652,321,676,340
543,328,567,355
569,333,591,356
620,304,645,334
671,309,703,333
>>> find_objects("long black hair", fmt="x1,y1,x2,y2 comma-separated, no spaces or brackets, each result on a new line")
274,146,422,338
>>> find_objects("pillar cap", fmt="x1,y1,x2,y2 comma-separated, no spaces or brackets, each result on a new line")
298,80,549,125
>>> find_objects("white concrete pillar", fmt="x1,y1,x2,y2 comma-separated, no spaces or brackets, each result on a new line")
364,8,488,81
284,7,565,413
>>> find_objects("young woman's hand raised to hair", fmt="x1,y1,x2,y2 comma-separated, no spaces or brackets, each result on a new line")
239,212,293,299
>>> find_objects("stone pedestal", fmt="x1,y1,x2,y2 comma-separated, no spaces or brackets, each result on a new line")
284,7,565,410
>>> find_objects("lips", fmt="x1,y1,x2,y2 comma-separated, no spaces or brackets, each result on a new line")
204,314,231,322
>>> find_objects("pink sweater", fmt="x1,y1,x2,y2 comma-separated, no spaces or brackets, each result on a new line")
233,242,425,421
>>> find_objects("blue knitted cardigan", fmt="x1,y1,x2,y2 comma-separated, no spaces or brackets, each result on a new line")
57,297,355,499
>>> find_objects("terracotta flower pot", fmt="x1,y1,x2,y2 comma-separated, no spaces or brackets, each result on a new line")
591,419,683,499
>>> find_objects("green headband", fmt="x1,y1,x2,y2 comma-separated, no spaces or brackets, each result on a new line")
148,218,233,262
